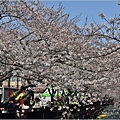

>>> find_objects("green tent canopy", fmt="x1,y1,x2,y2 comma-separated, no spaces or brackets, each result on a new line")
40,93,51,97
40,93,61,97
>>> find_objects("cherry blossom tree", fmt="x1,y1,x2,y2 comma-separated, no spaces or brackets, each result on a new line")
0,0,120,108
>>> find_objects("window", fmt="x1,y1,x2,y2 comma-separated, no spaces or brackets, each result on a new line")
10,76,15,81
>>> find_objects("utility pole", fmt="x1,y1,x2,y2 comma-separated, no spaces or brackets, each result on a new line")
8,78,10,87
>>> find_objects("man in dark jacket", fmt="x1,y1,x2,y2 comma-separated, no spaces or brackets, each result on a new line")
7,99,16,113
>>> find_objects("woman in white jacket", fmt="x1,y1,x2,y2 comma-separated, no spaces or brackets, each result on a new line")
33,97,41,108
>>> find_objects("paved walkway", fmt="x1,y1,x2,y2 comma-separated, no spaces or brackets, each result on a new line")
98,105,120,119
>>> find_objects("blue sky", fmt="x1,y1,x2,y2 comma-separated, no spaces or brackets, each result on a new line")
42,1,120,26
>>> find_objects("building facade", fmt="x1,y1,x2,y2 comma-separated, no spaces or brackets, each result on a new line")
2,76,23,88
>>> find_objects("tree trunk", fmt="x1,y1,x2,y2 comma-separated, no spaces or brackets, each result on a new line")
16,72,19,88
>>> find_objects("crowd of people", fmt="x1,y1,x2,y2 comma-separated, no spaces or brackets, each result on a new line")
0,96,50,118
0,88,114,119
